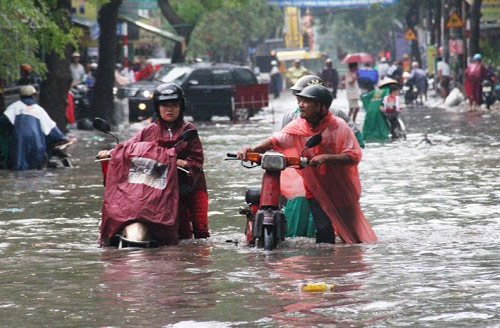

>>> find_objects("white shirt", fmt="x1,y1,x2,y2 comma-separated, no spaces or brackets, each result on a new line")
70,63,85,84
378,62,390,78
437,61,450,77
345,71,360,100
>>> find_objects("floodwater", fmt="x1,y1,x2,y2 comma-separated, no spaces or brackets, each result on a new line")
0,92,499,327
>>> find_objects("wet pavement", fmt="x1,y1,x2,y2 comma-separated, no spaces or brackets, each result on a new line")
0,90,499,327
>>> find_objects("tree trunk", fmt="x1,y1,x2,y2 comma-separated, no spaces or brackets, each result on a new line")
90,0,122,122
39,0,73,133
158,0,192,63
469,0,482,57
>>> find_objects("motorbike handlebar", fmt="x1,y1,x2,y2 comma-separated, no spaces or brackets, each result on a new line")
226,153,237,158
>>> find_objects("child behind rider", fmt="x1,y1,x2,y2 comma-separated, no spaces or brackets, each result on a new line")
380,85,402,139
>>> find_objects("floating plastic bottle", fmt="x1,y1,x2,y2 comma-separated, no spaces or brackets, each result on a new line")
299,282,335,292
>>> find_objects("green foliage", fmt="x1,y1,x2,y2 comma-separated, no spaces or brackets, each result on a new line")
317,3,409,56
169,0,247,25
187,0,282,62
0,0,78,83
480,38,500,69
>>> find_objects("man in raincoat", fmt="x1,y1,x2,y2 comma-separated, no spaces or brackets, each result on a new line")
280,75,364,239
286,60,309,87
238,85,377,244
0,85,68,170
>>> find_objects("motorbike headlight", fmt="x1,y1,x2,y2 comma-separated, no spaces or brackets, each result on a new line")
261,152,286,171
142,90,153,98
113,87,117,96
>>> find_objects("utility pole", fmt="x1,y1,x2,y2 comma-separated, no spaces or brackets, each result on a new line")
469,0,482,56
442,0,450,62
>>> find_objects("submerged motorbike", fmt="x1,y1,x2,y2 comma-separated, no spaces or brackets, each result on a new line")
481,79,496,109
93,118,198,248
402,80,418,106
47,140,74,168
384,113,406,140
226,134,322,251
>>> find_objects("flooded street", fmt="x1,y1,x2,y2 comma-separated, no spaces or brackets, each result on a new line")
1,91,499,327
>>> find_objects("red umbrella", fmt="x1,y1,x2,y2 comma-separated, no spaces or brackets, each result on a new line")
341,53,375,64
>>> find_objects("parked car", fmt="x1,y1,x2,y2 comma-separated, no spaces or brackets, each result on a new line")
117,63,269,122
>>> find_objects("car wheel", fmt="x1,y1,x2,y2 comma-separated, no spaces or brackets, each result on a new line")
231,108,250,121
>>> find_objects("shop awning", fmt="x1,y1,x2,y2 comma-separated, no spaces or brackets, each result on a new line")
268,0,397,7
275,49,324,61
71,15,96,28
118,15,184,43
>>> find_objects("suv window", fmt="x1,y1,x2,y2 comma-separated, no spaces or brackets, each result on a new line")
212,69,234,85
188,69,212,85
159,67,191,84
233,68,257,85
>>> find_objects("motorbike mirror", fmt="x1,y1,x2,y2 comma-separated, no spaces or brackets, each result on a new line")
174,129,198,147
93,117,111,133
179,129,198,142
93,117,119,144
305,134,322,149
301,134,322,156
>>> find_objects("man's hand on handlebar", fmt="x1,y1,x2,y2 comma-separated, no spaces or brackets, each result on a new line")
177,159,188,168
237,147,253,160
309,154,330,167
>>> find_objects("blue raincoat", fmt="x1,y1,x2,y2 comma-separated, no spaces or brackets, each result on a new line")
0,99,66,170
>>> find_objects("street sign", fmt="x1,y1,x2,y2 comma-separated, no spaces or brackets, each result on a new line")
404,28,417,41
446,11,464,28
449,39,464,55
481,0,500,29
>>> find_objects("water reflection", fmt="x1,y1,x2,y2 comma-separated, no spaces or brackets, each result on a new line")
260,246,370,326
0,99,499,326
99,244,216,325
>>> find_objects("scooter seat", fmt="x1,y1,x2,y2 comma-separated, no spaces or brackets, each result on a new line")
117,234,153,248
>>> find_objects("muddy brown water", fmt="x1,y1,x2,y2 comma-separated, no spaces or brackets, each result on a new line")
0,93,499,327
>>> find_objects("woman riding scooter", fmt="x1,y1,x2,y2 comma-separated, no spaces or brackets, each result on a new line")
97,83,209,246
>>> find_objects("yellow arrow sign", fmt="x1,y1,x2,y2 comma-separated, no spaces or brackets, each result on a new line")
404,28,417,41
447,11,465,28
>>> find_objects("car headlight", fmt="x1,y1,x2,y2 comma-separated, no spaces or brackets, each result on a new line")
261,152,286,171
142,90,153,98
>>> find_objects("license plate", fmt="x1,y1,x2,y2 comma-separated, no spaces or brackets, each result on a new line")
483,86,492,92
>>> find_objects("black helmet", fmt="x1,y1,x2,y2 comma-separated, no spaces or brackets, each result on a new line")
290,75,324,92
153,83,185,120
296,85,333,109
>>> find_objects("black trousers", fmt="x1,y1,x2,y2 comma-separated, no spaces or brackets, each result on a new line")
308,199,336,244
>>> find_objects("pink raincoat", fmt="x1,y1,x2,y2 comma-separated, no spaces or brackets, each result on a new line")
270,112,377,243
99,141,179,246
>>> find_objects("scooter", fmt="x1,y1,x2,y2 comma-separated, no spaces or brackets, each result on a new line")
47,140,74,168
226,134,322,251
403,80,418,106
93,117,198,248
481,79,495,110
384,113,406,140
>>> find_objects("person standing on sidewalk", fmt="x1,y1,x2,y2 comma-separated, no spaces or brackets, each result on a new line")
269,60,283,99
346,63,361,122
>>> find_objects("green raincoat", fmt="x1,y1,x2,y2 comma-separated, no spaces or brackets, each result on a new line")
362,87,390,141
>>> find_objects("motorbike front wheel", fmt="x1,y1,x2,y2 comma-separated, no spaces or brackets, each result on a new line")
263,225,275,251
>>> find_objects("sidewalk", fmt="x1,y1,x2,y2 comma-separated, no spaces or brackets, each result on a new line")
424,88,500,113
